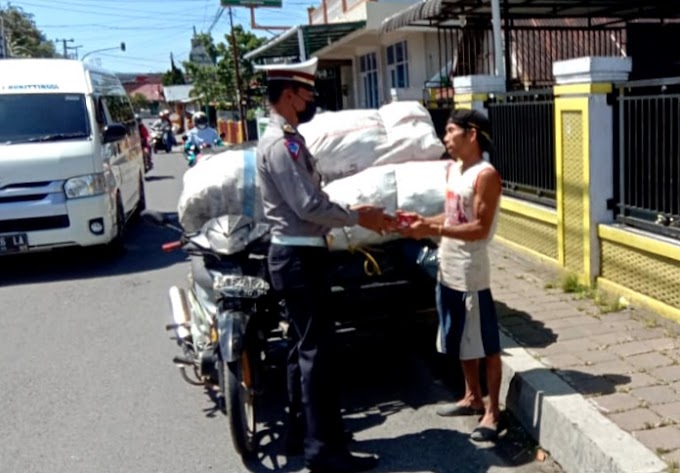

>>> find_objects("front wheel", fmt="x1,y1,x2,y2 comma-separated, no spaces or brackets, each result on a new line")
222,350,257,459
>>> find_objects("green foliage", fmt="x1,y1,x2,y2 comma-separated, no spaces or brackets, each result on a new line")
130,93,150,112
182,26,266,111
0,5,58,58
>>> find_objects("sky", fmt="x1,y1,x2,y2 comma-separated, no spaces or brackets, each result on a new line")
8,0,311,73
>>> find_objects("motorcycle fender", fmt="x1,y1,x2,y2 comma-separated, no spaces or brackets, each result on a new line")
216,310,249,363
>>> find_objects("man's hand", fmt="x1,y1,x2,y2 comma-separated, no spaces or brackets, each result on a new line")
398,219,435,240
353,204,396,234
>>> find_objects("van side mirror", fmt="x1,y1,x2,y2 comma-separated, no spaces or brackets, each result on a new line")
103,123,127,143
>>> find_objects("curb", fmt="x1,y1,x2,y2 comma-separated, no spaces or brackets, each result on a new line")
499,330,667,473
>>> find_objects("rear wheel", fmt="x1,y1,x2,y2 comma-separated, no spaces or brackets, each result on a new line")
222,349,257,459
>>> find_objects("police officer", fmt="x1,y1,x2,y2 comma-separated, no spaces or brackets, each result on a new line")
255,57,390,473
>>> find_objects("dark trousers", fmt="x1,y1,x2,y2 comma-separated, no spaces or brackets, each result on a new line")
268,244,346,462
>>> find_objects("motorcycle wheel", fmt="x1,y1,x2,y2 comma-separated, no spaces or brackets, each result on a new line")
222,351,257,458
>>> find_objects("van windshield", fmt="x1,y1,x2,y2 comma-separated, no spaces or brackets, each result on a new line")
0,93,91,145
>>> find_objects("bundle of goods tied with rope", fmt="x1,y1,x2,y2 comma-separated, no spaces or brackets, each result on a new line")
176,101,448,252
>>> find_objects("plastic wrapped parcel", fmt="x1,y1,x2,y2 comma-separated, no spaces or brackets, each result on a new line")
323,160,448,250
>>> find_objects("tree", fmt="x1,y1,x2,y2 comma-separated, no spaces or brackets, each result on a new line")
182,26,266,112
130,93,150,112
0,5,58,58
162,53,186,86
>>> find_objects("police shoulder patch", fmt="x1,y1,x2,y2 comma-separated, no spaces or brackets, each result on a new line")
284,139,301,160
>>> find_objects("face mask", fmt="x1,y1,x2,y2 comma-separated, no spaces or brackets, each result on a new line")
295,95,317,124
197,124,207,130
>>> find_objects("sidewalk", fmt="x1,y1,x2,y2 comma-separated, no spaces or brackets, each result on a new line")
490,241,680,473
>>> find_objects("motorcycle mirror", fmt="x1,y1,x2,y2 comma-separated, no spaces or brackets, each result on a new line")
140,210,168,227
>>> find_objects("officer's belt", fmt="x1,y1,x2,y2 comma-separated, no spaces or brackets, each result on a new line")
271,235,327,248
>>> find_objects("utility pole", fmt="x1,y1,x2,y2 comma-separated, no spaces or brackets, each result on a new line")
0,16,6,59
55,38,74,58
70,45,83,60
228,7,247,141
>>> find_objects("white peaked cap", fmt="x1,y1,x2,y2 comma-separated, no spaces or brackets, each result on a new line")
254,57,318,87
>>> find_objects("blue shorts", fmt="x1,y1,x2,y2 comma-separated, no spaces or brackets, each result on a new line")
435,283,501,360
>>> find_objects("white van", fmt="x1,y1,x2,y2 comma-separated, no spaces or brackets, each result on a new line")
0,59,146,255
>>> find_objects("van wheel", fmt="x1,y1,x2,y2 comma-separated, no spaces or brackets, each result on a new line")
107,195,126,255
135,175,146,216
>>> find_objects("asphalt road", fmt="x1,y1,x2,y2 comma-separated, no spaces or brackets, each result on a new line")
0,150,562,473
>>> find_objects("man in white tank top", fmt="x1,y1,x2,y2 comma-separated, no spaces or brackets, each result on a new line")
399,109,502,442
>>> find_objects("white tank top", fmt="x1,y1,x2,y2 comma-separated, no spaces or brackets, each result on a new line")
438,159,500,291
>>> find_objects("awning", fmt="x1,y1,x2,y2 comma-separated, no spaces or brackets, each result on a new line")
382,0,678,33
244,21,366,62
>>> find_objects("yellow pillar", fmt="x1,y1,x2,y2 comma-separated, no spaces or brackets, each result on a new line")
553,57,632,284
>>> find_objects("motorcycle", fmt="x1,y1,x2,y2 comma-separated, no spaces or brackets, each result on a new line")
151,123,174,154
183,135,226,167
143,210,280,459
142,138,153,172
144,210,438,460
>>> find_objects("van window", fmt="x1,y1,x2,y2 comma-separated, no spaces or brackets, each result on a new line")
0,94,90,144
103,95,135,125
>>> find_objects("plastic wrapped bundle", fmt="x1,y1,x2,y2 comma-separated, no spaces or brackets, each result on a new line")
324,160,448,250
299,101,445,183
177,148,263,232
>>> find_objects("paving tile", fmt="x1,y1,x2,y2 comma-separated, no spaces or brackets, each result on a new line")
610,341,656,357
644,338,678,351
670,381,680,394
661,448,680,466
608,371,660,390
545,316,600,329
592,393,641,413
627,353,675,370
650,365,680,383
589,332,635,347
634,426,680,453
557,369,616,396
652,401,680,423
582,323,623,336
631,385,679,405
609,408,663,431
542,338,599,355
587,360,637,376
542,353,583,368
631,328,671,341
575,349,619,365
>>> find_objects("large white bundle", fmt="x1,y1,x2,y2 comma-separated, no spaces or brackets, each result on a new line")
177,148,263,232
299,101,445,183
324,160,448,250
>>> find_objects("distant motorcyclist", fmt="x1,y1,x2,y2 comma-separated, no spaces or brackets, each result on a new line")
136,114,153,172
184,111,223,166
151,109,175,153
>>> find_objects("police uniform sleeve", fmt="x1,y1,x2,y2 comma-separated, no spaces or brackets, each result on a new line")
265,138,359,227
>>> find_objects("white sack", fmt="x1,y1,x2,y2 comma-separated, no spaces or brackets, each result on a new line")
177,148,263,232
324,160,448,250
299,101,445,183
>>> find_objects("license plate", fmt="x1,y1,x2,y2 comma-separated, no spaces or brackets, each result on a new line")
0,233,28,254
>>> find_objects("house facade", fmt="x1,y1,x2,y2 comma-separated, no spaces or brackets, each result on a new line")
245,0,443,111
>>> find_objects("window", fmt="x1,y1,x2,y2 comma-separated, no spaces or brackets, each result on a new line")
0,94,90,144
386,41,409,89
359,52,379,109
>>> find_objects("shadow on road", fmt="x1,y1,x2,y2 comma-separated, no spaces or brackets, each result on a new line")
0,211,187,287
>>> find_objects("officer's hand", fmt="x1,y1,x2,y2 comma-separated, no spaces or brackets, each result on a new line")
354,205,395,234
399,220,433,240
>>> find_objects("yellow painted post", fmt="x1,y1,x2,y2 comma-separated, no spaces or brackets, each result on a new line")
451,75,506,114
552,57,632,284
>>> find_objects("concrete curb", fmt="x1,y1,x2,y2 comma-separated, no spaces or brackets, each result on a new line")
499,330,667,473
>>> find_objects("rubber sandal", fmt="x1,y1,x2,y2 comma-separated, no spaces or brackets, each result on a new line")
470,425,499,442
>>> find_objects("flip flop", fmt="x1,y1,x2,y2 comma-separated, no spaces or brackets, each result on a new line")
436,404,485,417
470,425,499,442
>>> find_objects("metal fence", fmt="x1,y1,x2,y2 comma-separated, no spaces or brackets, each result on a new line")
615,78,680,238
487,89,556,207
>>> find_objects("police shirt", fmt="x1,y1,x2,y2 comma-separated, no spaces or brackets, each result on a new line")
256,112,358,237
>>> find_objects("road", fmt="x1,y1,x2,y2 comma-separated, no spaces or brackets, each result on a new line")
0,150,562,473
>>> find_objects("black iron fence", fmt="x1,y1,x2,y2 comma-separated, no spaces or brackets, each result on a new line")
487,89,556,207
614,77,680,238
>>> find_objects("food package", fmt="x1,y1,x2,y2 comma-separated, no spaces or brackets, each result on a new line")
177,147,263,232
324,160,448,250
299,101,445,183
